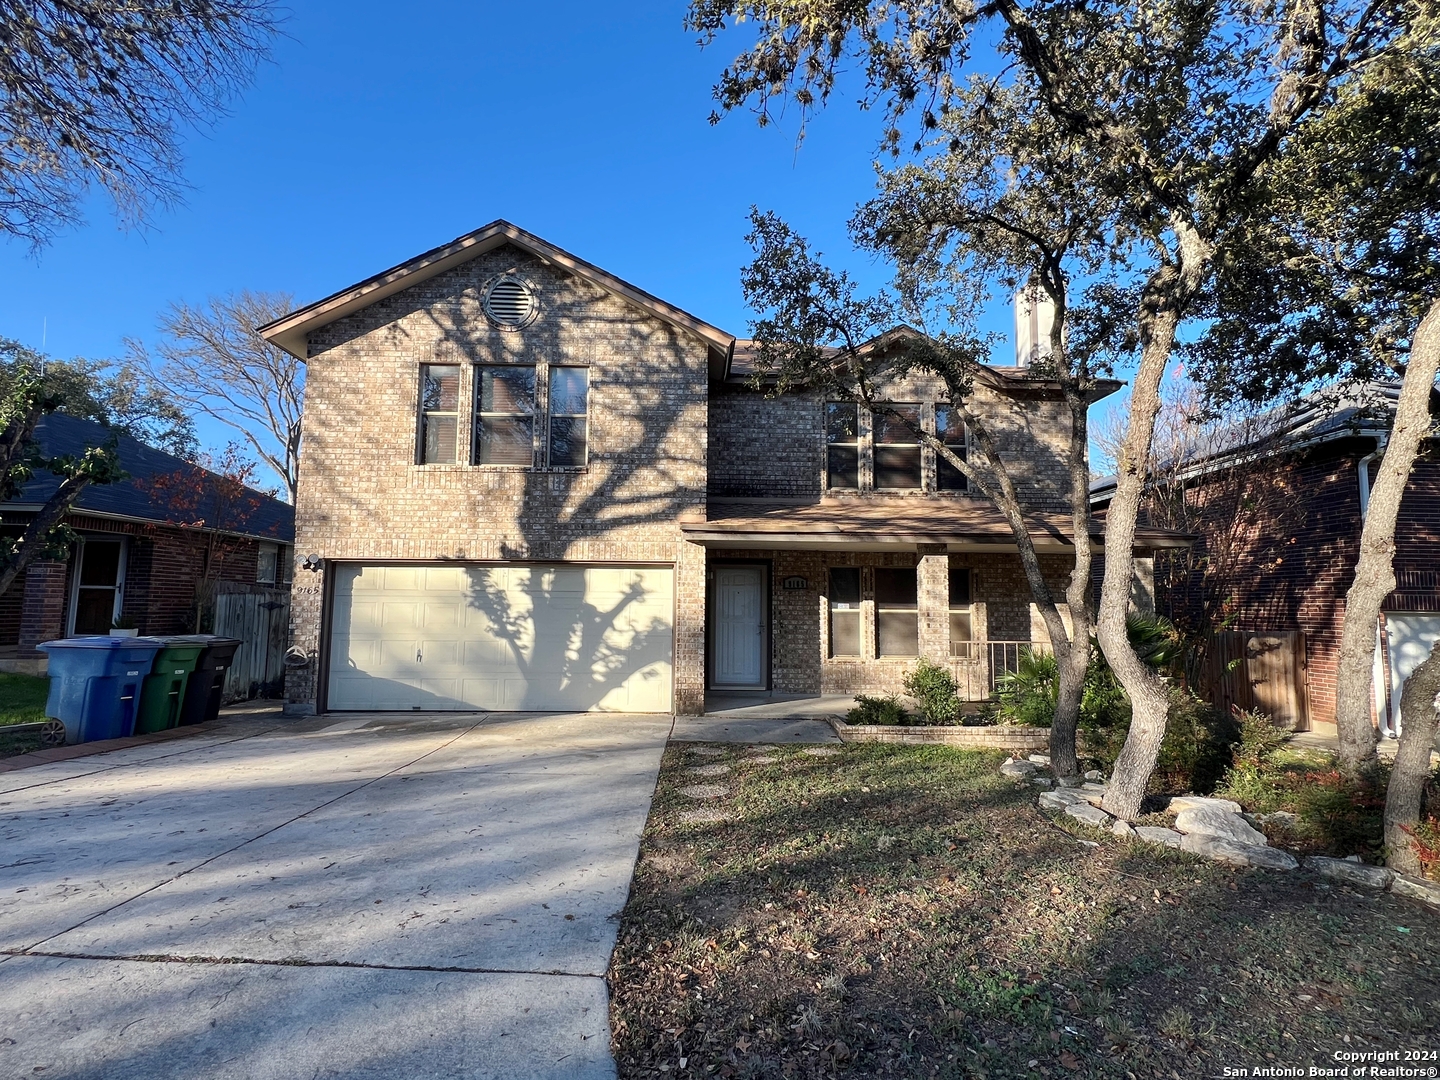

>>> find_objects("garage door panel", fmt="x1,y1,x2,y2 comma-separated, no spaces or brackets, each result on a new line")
329,564,673,712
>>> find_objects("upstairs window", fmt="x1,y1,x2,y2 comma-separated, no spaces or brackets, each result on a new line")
418,364,461,464
875,567,919,656
547,367,589,467
828,567,862,657
874,405,922,490
256,542,278,585
475,365,536,465
936,405,969,491
825,403,860,489
949,567,973,654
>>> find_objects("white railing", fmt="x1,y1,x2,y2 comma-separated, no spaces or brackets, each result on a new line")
949,640,1054,699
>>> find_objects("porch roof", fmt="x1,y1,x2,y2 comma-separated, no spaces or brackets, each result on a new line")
681,497,1192,553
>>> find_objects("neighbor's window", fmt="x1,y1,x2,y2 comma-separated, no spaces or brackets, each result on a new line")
949,567,973,655
547,366,589,467
875,567,919,656
936,405,968,491
874,405,922,490
256,542,278,585
825,403,860,489
475,364,536,465
418,364,461,464
828,567,862,657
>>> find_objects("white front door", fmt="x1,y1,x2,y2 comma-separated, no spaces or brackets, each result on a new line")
711,566,765,688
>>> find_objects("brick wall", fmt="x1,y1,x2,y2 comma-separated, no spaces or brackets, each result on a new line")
289,244,710,713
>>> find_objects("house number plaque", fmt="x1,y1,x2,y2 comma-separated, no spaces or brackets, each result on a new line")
782,576,809,590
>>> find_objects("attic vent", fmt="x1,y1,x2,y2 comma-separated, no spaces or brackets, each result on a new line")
484,277,537,330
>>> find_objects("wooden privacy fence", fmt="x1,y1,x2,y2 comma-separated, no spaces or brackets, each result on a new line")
214,588,290,703
1206,631,1309,731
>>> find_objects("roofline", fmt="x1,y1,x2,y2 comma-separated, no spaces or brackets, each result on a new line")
0,504,292,543
257,219,737,376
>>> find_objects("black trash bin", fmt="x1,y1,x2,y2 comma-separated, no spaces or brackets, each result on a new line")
166,636,243,727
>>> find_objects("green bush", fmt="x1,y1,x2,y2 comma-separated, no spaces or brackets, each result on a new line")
903,658,962,726
847,695,910,726
993,650,1059,727
1230,708,1293,772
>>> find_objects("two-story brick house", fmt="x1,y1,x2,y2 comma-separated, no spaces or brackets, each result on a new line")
262,221,1183,716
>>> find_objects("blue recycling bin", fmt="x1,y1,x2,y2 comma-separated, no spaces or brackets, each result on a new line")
38,637,166,745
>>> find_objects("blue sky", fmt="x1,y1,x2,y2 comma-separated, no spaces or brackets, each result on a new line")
0,0,1115,472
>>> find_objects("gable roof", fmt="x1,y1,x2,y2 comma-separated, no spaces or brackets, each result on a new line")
4,413,294,542
257,219,736,378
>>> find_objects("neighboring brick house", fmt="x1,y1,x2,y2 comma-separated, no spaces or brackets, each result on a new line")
0,414,295,674
1091,382,1440,737
261,220,1185,716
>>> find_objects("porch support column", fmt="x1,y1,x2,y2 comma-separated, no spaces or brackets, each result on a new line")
17,559,68,662
917,551,950,662
673,539,707,715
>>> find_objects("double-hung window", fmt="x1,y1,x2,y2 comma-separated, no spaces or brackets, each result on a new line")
418,365,461,464
949,568,973,655
875,567,919,656
874,405,922,490
936,405,968,491
475,365,537,465
547,367,589,467
828,567,862,657
825,403,860,489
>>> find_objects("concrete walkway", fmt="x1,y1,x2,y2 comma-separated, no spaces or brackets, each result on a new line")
0,710,671,1079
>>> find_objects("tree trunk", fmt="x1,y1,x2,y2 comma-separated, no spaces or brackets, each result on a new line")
1051,384,1097,779
1333,296,1440,775
1098,246,1210,820
0,473,92,597
1383,639,1440,878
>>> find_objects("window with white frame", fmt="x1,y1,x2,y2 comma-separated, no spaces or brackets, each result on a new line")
935,405,968,491
875,567,919,656
417,364,461,464
474,365,537,465
546,366,589,467
825,402,860,489
828,567,862,657
256,542,278,585
949,567,973,655
874,404,922,490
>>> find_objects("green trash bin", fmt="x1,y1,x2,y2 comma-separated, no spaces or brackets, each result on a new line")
133,641,207,735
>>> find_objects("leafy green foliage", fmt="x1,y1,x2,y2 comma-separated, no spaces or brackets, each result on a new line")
993,649,1060,728
902,658,962,726
1218,754,1394,862
846,695,910,726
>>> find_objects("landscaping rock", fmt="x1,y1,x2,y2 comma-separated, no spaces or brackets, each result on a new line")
1031,777,1053,789
1134,826,1184,849
1056,776,1084,788
680,785,729,800
1390,874,1440,907
1027,754,1051,766
678,808,732,824
747,755,778,765
1065,802,1113,829
1174,806,1268,846
687,763,731,777
1168,795,1241,814
1111,818,1136,839
1084,770,1105,782
1000,759,1038,779
1080,782,1107,795
1258,811,1301,829
688,746,727,757
1039,789,1092,811
1305,856,1394,890
801,747,840,758
1179,833,1298,870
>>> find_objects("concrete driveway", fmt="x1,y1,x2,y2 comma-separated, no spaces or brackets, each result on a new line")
0,711,672,1079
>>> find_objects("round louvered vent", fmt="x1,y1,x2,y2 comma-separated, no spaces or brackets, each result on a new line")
484,277,537,329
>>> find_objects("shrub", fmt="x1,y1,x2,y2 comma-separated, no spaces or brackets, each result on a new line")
1402,816,1440,881
847,695,909,726
1230,707,1293,772
992,650,1059,727
903,658,962,726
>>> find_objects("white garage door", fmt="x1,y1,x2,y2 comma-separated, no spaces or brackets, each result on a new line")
328,564,674,712
1385,613,1440,737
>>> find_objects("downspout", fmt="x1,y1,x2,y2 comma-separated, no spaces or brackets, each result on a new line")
1357,440,1395,736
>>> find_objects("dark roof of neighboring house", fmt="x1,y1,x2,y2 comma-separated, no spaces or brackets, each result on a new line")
682,497,1191,551
1089,380,1440,504
4,413,294,542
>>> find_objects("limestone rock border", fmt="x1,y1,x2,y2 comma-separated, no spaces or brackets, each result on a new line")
829,717,1049,750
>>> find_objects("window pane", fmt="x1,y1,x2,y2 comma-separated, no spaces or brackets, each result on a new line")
937,453,968,491
827,445,859,488
256,546,277,584
950,610,973,648
548,416,587,467
830,610,861,657
877,611,919,656
875,406,920,444
549,367,588,415
948,568,971,606
875,446,921,489
936,405,965,444
937,404,968,491
79,541,122,587
74,588,117,635
422,414,458,464
482,366,536,414
422,365,460,411
477,416,533,465
825,402,858,443
874,568,917,607
829,567,861,606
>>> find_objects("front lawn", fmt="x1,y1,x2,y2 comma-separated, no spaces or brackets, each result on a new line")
0,672,48,725
609,743,1439,1079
